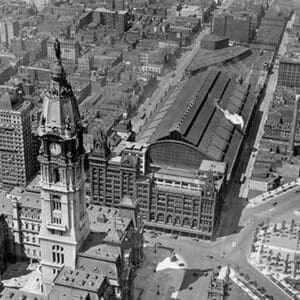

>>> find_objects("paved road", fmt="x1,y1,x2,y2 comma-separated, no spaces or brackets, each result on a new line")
145,189,300,299
240,13,296,199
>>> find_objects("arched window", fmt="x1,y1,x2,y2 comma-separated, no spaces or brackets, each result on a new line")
174,216,181,226
150,212,155,221
52,245,64,264
166,215,173,224
192,219,198,229
182,217,191,228
157,214,164,223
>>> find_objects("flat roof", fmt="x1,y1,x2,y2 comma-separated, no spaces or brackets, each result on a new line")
0,288,43,300
280,56,300,64
54,266,106,292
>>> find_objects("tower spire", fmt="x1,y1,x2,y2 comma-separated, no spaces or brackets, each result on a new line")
39,39,80,138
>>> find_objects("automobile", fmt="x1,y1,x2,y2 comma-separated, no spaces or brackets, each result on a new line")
144,240,149,244
192,238,199,242
272,202,278,206
170,235,178,239
207,255,214,259
295,189,300,193
150,235,157,239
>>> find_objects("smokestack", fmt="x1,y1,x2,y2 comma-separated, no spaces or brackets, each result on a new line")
287,93,300,156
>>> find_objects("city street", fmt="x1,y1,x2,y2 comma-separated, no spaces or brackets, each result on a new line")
141,189,300,299
240,13,296,199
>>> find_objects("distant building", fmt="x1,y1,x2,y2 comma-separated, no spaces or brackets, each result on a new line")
47,39,80,63
0,20,19,45
0,21,7,44
211,13,252,43
201,34,229,50
6,20,19,45
277,56,300,88
249,176,281,192
0,93,35,189
7,176,41,262
106,0,125,11
93,7,130,33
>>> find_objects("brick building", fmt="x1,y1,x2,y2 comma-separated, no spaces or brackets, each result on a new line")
211,13,252,43
47,39,80,64
277,57,300,88
0,93,35,189
89,67,257,240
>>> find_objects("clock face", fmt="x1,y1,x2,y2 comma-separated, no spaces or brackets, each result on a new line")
50,143,61,156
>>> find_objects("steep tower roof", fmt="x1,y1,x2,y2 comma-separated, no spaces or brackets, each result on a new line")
39,39,80,138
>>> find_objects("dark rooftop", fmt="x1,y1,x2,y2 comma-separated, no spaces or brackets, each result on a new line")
149,67,256,175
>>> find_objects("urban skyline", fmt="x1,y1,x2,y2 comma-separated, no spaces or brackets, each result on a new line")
0,0,299,299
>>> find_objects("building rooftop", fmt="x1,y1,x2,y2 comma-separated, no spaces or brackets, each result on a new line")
0,190,12,216
54,266,106,293
148,67,256,176
280,55,300,64
187,46,250,73
199,160,227,174
87,205,131,234
0,288,43,300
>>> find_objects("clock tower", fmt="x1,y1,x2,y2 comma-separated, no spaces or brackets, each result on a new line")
38,39,89,296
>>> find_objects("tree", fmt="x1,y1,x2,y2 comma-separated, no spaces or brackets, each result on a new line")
273,223,277,233
276,253,281,266
281,220,286,230
285,254,290,264
290,219,295,233
244,274,250,281
260,245,264,255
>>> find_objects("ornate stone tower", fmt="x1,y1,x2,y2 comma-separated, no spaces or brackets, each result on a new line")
38,39,89,296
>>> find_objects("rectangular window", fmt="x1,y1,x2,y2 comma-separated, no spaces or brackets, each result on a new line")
51,194,61,211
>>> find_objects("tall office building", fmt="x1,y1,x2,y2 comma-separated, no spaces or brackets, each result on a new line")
6,20,19,45
38,46,89,295
47,39,80,64
278,57,300,88
0,21,7,44
0,93,35,189
106,0,125,11
23,0,52,10
0,20,19,45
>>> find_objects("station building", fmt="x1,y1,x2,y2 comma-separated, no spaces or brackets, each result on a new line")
89,67,258,240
